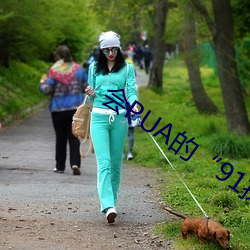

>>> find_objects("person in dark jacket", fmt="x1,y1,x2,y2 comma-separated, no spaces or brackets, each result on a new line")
143,44,152,74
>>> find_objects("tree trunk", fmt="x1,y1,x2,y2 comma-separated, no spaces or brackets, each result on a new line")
191,0,250,134
184,4,218,114
147,0,169,89
212,0,250,134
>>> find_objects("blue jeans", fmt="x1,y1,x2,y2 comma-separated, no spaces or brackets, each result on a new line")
128,127,134,152
90,111,128,212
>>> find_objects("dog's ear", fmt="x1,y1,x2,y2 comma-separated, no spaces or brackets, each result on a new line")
227,230,230,241
213,231,217,240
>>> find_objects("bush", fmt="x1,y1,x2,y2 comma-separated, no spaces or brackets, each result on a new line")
209,134,250,159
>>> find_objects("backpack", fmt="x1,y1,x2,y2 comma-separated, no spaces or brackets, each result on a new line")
72,95,93,158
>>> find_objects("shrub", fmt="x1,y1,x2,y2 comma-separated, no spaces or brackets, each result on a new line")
209,134,250,159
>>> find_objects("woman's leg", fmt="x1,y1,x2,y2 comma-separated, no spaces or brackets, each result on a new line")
128,127,134,153
51,111,67,171
110,115,128,204
66,110,81,168
91,112,112,211
90,113,127,212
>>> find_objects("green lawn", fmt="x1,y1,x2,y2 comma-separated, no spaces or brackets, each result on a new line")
129,58,250,250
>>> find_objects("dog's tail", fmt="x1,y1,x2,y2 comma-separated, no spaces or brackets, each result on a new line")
161,206,187,220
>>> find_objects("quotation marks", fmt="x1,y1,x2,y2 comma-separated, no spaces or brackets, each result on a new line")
212,155,222,163
213,155,250,201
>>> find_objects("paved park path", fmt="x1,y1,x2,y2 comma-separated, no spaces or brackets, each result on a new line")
0,70,173,250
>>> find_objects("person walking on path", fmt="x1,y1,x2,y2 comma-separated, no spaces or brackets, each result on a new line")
39,45,88,176
85,31,138,223
123,51,138,160
143,44,153,75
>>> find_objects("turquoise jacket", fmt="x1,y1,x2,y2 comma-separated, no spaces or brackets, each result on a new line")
87,62,138,110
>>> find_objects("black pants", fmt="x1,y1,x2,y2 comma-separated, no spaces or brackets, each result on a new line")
144,59,151,74
51,110,80,171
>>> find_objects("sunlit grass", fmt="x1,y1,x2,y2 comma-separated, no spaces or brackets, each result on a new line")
130,58,250,249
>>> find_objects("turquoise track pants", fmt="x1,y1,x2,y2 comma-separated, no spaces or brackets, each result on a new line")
90,111,128,212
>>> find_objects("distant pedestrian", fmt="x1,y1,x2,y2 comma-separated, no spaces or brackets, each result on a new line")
39,45,88,175
143,44,152,74
134,45,144,69
123,52,138,160
86,46,99,71
85,31,138,223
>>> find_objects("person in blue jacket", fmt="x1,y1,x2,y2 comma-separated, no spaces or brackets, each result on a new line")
85,31,138,223
39,45,88,175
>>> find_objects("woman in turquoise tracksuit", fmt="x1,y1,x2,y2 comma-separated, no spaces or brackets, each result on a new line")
86,31,138,223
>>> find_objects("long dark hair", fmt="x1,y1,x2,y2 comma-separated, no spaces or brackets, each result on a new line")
95,48,126,75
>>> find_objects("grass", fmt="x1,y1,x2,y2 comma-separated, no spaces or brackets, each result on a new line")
129,58,250,250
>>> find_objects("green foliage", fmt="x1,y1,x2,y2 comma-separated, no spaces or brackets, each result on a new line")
232,0,250,39
164,0,213,45
92,0,155,46
236,37,250,95
165,2,184,44
0,0,100,66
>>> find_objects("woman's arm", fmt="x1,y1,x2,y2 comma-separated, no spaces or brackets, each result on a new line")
86,62,96,99
39,76,56,95
126,63,138,105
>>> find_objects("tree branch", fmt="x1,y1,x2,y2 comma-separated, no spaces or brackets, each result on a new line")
190,0,216,37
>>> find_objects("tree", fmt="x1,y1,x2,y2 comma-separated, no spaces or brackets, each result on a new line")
184,1,218,114
91,0,155,47
148,0,177,89
0,0,98,66
191,0,250,134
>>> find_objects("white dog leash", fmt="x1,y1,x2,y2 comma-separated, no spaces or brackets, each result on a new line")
148,132,209,218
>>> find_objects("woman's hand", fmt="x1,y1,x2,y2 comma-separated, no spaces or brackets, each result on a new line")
131,104,138,116
40,74,47,83
85,86,96,97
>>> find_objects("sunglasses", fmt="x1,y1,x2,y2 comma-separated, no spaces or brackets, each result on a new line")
102,47,119,55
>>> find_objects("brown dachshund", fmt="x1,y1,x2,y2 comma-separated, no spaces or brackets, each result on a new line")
162,207,231,249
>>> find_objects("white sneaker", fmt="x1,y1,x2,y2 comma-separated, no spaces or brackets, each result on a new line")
53,168,64,173
127,152,133,160
72,165,81,175
105,207,117,223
